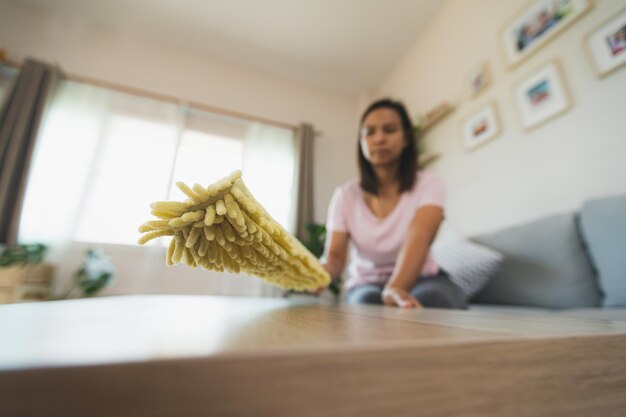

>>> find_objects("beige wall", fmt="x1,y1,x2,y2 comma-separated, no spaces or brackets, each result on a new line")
376,0,626,235
0,1,359,225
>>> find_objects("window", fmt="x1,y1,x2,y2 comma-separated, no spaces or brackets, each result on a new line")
19,80,297,247
74,115,179,245
170,124,244,200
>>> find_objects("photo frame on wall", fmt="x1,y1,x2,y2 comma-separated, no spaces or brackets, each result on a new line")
466,62,492,99
513,60,571,131
500,0,592,68
462,103,500,151
584,7,626,78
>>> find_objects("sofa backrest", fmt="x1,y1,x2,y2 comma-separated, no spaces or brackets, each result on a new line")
578,193,626,307
470,212,602,309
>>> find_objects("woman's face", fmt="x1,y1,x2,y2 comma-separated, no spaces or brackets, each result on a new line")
360,108,407,167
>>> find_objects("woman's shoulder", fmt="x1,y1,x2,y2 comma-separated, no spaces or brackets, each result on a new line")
408,169,446,206
414,169,444,187
334,177,361,199
328,178,361,220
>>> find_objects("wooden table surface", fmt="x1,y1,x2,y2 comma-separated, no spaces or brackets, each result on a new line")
1,295,625,417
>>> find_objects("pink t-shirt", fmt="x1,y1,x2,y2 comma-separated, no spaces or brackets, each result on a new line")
326,170,445,291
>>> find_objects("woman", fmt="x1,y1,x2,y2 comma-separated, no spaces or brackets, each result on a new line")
320,98,467,309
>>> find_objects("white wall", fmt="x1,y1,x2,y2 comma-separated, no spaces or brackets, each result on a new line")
0,1,359,296
376,0,626,236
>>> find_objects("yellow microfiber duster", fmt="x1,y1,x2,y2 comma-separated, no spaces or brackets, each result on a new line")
138,170,330,291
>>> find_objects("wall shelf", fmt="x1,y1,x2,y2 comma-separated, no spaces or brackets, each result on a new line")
420,102,455,134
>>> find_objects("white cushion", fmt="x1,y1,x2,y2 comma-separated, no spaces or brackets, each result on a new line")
432,233,504,297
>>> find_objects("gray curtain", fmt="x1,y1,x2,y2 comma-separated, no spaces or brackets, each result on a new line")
0,59,59,244
293,123,315,241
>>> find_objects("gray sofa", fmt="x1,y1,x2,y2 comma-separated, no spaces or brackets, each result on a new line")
467,193,626,320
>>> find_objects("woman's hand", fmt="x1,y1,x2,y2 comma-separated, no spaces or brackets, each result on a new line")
382,286,422,309
383,205,443,309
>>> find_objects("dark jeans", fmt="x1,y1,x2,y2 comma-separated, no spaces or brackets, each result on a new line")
344,270,468,309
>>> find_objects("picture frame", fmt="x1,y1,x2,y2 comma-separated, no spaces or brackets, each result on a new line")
500,0,592,68
513,60,571,131
466,61,492,99
462,103,500,151
584,7,626,78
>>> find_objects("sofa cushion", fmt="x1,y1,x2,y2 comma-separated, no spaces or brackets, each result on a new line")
471,213,602,308
470,305,626,321
578,194,626,307
432,234,504,297
557,308,626,321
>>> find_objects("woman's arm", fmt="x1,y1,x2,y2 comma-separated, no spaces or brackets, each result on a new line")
383,205,444,308
321,231,349,280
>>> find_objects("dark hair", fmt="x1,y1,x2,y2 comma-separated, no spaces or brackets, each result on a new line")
357,98,418,195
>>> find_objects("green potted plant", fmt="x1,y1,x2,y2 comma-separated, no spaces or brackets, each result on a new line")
63,248,116,299
0,244,116,302
0,243,51,303
297,222,342,297
0,243,47,267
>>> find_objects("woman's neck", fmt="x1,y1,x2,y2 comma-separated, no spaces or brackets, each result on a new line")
373,164,400,196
